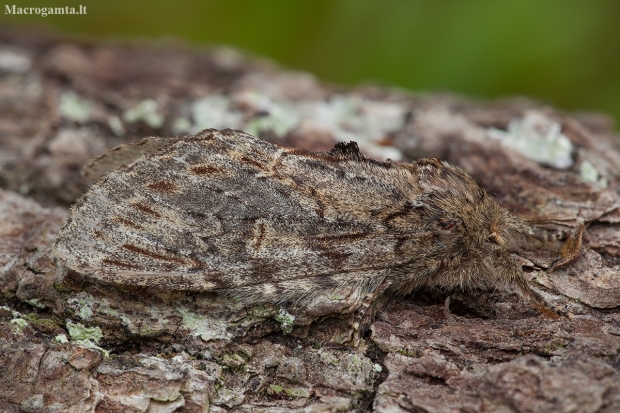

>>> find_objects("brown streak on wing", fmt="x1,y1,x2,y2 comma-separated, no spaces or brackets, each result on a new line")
269,157,290,182
219,129,238,138
113,216,142,229
254,223,266,250
384,202,415,222
189,164,225,175
147,180,179,193
131,202,161,218
318,250,353,269
309,187,326,218
239,155,269,171
319,250,353,259
121,243,185,264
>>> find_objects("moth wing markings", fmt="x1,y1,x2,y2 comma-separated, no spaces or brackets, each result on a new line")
261,145,422,271
70,154,217,272
277,150,415,223
105,142,324,276
128,137,311,220
77,140,400,276
58,129,422,290
56,130,306,285
58,166,233,278
75,177,204,246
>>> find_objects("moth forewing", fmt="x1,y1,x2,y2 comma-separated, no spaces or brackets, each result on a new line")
54,128,583,315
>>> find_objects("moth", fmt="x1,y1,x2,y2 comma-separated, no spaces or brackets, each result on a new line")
54,129,583,315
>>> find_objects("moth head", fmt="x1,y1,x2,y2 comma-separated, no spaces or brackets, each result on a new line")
407,159,518,249
478,200,514,248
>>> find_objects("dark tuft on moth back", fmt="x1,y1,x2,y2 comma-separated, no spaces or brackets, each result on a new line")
54,128,584,316
329,141,362,157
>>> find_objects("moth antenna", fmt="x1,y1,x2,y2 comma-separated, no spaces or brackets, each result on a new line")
510,214,582,244
505,214,542,240
533,227,576,243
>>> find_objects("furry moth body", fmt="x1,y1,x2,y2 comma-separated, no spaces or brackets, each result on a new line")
54,129,582,311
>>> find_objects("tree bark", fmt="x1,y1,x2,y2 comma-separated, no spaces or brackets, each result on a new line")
1,27,620,413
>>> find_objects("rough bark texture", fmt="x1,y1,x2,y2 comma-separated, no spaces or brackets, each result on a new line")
2,27,620,413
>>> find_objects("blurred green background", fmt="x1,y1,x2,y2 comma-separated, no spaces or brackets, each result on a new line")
3,0,619,125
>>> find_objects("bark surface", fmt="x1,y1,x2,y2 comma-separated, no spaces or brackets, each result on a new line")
1,28,620,413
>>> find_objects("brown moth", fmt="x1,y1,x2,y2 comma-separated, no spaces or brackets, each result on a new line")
54,129,583,314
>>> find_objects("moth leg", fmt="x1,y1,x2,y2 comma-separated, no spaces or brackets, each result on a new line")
513,271,561,319
353,270,391,346
511,221,584,318
548,221,585,272
443,296,452,318
493,249,561,319
527,221,585,319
